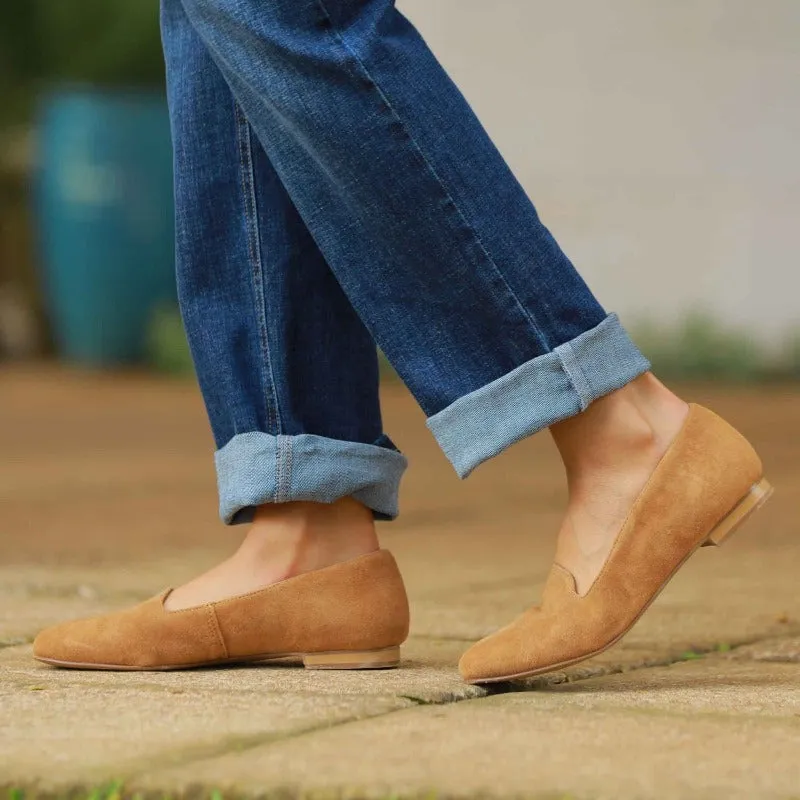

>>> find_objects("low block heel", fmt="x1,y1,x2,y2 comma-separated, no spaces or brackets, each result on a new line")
703,478,774,547
302,646,401,670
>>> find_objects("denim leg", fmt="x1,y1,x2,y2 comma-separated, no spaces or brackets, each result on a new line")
161,0,407,523
178,0,650,478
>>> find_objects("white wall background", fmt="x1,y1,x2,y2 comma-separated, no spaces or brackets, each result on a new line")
400,0,800,344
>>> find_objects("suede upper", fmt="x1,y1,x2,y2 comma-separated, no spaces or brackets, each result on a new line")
459,405,764,682
33,550,409,669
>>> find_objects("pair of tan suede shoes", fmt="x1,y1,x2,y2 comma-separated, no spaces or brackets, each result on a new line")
33,405,772,683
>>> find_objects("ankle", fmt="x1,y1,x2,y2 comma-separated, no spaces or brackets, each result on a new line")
163,497,377,611
551,373,688,477
621,373,689,450
240,497,379,581
551,375,688,594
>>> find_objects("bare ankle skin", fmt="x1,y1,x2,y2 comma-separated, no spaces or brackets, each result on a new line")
164,497,378,611
549,373,689,594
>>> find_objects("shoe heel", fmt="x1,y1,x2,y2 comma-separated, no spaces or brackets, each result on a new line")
303,646,401,670
704,478,773,547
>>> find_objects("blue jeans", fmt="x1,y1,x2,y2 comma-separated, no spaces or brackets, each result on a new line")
160,0,650,525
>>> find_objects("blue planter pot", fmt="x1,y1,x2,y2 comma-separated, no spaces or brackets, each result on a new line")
37,89,176,366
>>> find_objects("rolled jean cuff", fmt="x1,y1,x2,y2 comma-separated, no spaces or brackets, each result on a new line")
214,432,408,525
426,313,650,478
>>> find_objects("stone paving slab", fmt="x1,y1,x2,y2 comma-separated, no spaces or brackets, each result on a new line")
0,636,483,790
135,658,800,800
726,636,800,664
0,637,483,706
0,663,410,787
536,657,800,716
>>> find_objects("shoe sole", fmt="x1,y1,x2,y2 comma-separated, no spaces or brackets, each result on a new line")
34,645,401,672
467,477,774,685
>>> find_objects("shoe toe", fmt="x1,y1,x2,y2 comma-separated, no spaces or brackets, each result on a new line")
458,636,506,683
33,605,149,667
459,609,545,683
33,618,98,665
32,592,227,669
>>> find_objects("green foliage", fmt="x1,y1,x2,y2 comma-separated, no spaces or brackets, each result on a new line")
781,330,800,379
3,781,125,800
35,0,165,89
0,0,164,129
0,1,42,124
634,312,763,383
679,650,705,661
633,313,800,383
146,306,194,377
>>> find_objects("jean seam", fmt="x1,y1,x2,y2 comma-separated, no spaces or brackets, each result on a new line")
555,341,593,411
275,434,293,503
285,436,292,501
273,434,282,503
312,0,549,351
234,101,282,434
276,434,284,502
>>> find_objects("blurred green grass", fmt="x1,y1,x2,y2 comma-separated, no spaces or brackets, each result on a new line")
635,313,800,383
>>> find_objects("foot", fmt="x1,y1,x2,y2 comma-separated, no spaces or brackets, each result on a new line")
34,548,409,671
550,373,689,595
32,486,409,672
460,399,768,683
164,496,379,610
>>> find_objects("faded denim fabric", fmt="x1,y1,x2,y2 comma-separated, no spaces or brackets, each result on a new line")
427,315,650,477
160,0,649,524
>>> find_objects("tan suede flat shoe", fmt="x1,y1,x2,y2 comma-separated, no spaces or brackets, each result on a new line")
33,550,409,671
459,405,773,684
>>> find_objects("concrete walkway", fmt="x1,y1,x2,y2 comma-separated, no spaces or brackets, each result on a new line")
1,368,799,799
